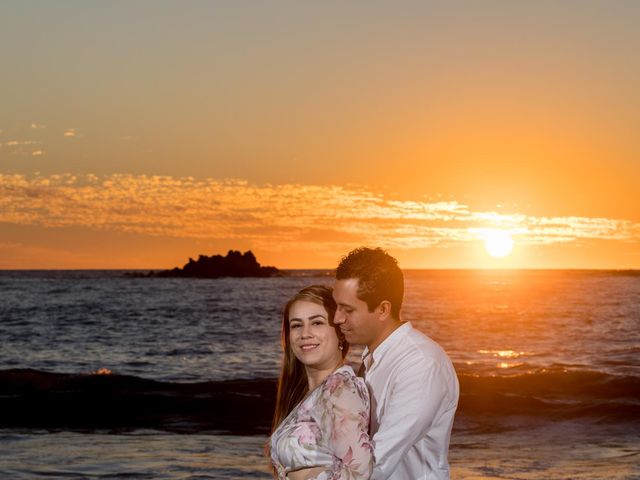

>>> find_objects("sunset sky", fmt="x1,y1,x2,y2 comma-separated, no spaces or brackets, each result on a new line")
1,1,639,269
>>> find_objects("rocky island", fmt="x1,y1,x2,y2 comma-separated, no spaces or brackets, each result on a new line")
144,250,281,278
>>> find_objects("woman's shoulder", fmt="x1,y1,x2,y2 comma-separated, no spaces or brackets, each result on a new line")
325,364,358,384
321,365,369,402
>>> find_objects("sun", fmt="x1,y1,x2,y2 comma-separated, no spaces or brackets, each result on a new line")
483,230,514,258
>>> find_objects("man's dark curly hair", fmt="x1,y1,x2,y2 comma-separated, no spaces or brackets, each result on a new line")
335,247,404,319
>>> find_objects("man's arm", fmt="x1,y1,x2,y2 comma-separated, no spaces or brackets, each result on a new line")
371,359,456,480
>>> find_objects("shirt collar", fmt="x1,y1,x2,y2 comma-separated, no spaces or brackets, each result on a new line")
362,321,412,370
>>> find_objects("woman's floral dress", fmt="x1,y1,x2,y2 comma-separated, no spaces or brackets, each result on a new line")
270,365,373,479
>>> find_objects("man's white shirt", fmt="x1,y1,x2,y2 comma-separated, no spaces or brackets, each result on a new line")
362,322,459,480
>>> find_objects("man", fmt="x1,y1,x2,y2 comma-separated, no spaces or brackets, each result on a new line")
333,247,459,480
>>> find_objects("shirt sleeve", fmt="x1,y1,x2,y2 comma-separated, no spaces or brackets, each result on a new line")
311,372,374,480
371,359,457,480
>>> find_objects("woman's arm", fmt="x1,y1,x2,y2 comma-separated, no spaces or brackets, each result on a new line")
315,373,373,479
287,467,329,480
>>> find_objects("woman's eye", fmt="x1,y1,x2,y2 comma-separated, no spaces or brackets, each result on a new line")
313,321,324,326
291,324,301,329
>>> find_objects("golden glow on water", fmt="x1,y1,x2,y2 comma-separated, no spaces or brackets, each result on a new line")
477,350,527,370
93,368,113,375
498,362,524,369
478,350,523,359
476,350,527,369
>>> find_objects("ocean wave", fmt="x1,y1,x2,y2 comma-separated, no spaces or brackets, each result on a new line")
1,368,638,434
457,369,640,422
0,368,276,435
458,368,640,397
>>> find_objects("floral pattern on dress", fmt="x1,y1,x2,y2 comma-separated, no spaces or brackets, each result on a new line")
270,366,373,480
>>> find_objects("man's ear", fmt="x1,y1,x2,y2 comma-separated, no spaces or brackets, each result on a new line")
377,300,392,321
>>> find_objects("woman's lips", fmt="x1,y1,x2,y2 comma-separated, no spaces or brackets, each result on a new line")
300,344,319,351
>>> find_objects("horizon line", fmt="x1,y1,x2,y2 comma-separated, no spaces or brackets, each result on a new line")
2,267,639,272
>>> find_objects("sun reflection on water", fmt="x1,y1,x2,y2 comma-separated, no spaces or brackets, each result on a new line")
478,349,524,359
498,362,524,369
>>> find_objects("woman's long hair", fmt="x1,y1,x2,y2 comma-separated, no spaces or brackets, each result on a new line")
271,284,347,432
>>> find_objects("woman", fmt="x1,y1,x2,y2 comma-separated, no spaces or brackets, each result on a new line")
269,285,373,480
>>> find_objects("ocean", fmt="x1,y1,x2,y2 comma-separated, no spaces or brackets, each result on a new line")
1,270,639,479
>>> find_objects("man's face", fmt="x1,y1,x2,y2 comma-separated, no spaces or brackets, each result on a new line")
332,278,380,348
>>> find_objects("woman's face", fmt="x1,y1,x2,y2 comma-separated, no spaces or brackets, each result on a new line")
288,300,341,370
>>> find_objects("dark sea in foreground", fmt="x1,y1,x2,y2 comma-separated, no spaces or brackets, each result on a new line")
1,270,639,479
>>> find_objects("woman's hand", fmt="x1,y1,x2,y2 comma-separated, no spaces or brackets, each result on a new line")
286,466,328,480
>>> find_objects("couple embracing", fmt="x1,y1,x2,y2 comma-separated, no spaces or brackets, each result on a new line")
269,247,459,480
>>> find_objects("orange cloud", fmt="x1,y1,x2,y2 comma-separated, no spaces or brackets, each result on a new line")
1,140,41,147
1,173,638,255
